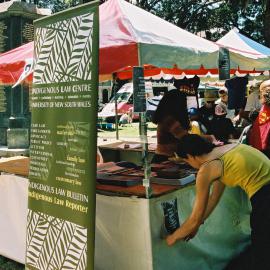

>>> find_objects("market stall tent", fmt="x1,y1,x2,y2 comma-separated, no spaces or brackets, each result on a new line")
0,1,269,84
100,0,269,79
99,0,220,76
217,28,270,71
0,41,33,85
0,0,221,84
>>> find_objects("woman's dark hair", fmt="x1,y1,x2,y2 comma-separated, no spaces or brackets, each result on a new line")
152,89,190,129
176,134,215,158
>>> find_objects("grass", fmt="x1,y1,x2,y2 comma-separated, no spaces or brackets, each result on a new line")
98,122,157,141
0,256,24,269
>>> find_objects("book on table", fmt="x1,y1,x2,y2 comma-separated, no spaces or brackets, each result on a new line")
96,161,196,187
150,174,195,186
96,173,142,187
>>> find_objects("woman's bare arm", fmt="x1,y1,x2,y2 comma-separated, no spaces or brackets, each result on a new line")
203,179,225,221
166,160,223,246
169,120,188,139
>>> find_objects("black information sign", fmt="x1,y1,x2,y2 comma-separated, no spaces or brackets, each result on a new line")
161,198,180,234
219,47,230,80
133,66,146,113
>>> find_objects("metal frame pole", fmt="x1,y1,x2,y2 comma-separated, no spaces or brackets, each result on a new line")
139,111,152,198
137,43,152,199
112,73,119,140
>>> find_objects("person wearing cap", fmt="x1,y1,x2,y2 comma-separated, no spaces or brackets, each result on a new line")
209,103,236,144
216,87,235,120
249,80,270,158
198,90,217,132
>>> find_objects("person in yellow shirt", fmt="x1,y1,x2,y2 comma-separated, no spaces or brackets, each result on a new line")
166,134,270,270
188,107,207,135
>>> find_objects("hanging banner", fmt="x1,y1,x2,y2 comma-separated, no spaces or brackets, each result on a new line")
161,198,180,234
174,76,200,96
26,2,99,270
133,66,146,113
219,47,230,80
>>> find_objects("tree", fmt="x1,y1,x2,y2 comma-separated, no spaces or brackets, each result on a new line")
226,0,270,46
136,1,222,35
265,1,270,46
135,0,268,45
26,0,82,13
29,0,268,46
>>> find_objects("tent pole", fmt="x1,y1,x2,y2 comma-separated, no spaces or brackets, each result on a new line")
112,73,119,140
137,43,152,199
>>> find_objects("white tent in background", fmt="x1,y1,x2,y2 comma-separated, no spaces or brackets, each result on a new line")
217,28,270,71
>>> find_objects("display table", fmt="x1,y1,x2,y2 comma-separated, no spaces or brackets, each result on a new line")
0,174,28,264
99,141,156,165
0,172,251,269
0,146,29,158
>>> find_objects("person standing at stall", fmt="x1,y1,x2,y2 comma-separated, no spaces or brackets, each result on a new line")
234,83,261,124
209,103,236,144
198,90,217,132
152,90,222,163
166,134,270,270
152,89,190,163
249,80,270,158
215,87,235,120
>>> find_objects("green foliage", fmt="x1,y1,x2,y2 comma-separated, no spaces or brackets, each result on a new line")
32,0,269,46
239,3,265,43
35,0,81,13
136,0,268,45
0,255,24,269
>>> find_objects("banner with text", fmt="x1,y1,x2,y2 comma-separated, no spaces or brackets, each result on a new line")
219,47,230,80
26,2,99,270
133,66,146,113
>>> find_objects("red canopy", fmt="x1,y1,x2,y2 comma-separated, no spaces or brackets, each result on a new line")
0,42,33,85
0,0,267,85
0,0,221,84
115,64,263,80
0,41,262,85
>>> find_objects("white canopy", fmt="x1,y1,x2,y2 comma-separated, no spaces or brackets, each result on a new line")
217,28,270,70
100,0,220,74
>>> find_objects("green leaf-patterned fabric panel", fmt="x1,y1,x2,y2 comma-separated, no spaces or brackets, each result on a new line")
34,13,94,84
26,210,87,270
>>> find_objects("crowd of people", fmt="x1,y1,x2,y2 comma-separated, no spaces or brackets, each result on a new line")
151,79,270,164
149,79,270,269
97,79,270,269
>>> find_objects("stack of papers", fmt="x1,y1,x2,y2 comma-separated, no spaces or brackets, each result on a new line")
150,174,195,186
97,162,125,173
97,173,142,187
